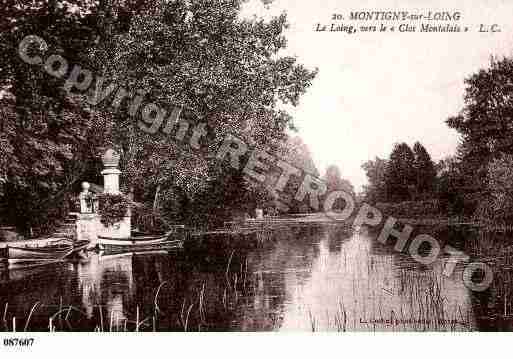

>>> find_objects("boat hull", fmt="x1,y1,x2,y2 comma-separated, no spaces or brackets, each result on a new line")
8,246,72,260
97,232,183,252
99,240,183,253
0,237,72,249
6,245,73,266
98,235,169,247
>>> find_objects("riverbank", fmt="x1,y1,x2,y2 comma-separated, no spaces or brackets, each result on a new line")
393,217,479,227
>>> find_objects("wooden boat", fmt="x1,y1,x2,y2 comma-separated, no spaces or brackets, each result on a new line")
0,237,71,249
97,231,184,252
7,243,74,265
98,233,169,247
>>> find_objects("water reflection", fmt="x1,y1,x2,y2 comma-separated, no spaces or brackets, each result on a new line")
0,225,505,331
277,228,473,331
76,253,135,328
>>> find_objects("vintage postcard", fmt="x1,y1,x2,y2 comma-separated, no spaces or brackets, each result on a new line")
0,0,512,356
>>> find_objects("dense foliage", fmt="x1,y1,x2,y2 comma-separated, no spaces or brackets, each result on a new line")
447,57,513,195
321,164,355,211
97,193,131,227
0,1,107,233
361,156,387,204
474,155,513,225
446,57,513,224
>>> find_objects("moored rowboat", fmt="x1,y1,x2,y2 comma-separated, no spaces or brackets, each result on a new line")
99,240,184,253
98,233,170,247
7,244,74,265
97,231,185,252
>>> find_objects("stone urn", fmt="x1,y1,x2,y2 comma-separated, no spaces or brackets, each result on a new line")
101,148,121,169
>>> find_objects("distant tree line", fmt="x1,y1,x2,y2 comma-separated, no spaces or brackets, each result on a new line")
362,142,436,202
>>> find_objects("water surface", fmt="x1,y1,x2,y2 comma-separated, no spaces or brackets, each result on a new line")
0,225,498,331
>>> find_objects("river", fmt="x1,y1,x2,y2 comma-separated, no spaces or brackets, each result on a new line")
0,225,505,331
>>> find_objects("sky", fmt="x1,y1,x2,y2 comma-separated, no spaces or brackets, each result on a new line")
241,0,513,190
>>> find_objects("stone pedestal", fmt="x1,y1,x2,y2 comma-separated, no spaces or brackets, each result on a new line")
75,149,132,245
79,182,97,213
99,148,130,239
101,168,122,194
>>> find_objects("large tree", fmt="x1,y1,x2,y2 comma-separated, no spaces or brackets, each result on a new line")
263,136,320,214
384,143,416,202
322,164,355,211
323,165,354,195
0,1,108,232
361,156,387,204
103,1,317,223
447,56,513,194
412,141,436,199
483,154,513,223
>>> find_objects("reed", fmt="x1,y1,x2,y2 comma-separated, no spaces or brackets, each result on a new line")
2,302,7,331
65,306,72,322
198,281,206,323
180,298,186,327
99,305,104,332
24,302,40,332
109,311,113,332
154,281,168,315
135,306,140,332
59,296,63,325
184,302,194,332
225,249,235,284
307,308,316,332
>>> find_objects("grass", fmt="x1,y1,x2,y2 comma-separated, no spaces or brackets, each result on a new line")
302,270,469,332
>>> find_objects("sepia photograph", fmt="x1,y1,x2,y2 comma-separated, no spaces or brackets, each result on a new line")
1,0,513,356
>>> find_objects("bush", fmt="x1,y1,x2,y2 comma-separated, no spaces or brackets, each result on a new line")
97,193,131,227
